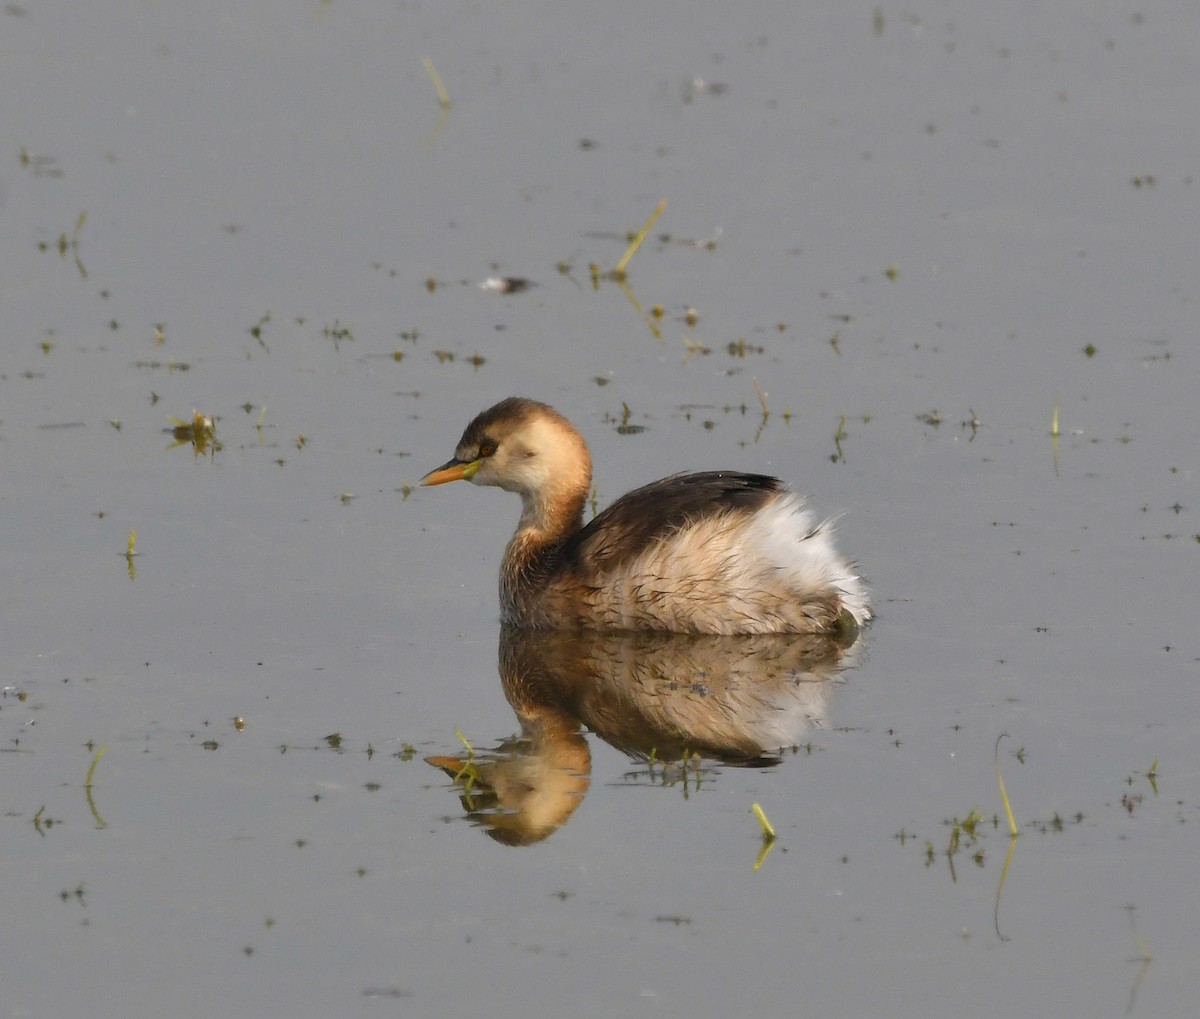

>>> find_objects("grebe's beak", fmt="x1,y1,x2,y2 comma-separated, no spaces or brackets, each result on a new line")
420,457,482,486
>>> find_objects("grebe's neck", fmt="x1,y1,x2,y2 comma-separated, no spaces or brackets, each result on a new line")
501,417,591,618
510,466,588,566
503,410,592,549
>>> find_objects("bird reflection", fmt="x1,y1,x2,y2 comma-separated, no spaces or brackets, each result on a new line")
427,625,863,845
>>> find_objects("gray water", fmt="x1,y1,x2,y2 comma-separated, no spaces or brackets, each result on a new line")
3,2,1197,1016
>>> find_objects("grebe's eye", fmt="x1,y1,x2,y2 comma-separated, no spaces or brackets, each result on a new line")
478,440,497,458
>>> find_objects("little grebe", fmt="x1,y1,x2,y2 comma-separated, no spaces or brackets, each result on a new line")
421,397,870,635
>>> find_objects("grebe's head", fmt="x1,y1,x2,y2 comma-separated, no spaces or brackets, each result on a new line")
420,398,591,503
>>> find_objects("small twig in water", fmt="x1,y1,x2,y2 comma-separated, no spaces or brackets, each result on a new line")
752,378,769,418
751,802,776,841
995,733,1018,837
613,199,667,278
423,57,451,110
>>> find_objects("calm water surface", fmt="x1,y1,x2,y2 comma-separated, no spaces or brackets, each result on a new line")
3,2,1197,1016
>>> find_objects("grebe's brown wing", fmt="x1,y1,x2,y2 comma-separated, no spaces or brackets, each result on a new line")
560,471,784,574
